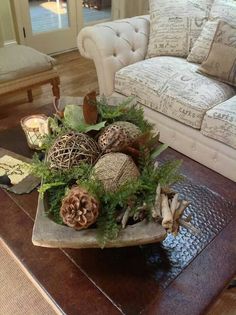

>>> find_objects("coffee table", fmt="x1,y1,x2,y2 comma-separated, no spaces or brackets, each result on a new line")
0,115,236,315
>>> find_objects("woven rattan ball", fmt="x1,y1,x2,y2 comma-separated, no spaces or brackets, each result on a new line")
93,152,140,192
98,121,141,153
47,132,100,170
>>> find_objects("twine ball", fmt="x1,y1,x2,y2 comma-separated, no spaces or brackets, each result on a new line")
93,152,140,192
47,132,100,170
98,121,141,153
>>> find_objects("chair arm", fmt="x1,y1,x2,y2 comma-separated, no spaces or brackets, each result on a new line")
77,15,150,96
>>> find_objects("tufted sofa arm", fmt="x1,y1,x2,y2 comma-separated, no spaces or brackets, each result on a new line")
77,15,150,96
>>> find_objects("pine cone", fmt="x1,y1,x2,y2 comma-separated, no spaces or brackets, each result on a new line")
60,186,100,230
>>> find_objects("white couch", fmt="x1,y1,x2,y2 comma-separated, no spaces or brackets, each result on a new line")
77,16,236,182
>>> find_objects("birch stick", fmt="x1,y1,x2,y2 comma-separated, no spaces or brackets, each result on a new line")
121,207,131,229
179,219,200,235
161,194,173,231
170,193,179,215
152,184,161,219
174,200,191,221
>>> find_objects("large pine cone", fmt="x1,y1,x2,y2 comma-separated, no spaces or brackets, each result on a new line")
60,186,100,230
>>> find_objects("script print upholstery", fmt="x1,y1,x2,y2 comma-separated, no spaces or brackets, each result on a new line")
187,0,236,64
198,21,236,87
147,0,214,58
201,96,236,149
114,57,236,129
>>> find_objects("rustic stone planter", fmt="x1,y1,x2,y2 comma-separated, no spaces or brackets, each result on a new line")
32,196,167,248
32,95,167,248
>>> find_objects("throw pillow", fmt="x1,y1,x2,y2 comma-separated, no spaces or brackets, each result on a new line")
187,0,236,63
147,0,214,58
198,21,236,87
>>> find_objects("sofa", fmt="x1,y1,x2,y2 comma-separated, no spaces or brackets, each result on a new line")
77,15,236,182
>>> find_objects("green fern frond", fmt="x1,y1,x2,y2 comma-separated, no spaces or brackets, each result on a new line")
156,160,184,187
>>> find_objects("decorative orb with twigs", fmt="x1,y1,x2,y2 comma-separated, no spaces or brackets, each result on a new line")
47,132,100,170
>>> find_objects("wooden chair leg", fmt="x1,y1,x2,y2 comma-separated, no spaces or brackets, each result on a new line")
51,77,60,101
27,89,33,102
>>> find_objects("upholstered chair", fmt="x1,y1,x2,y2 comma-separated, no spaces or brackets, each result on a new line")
0,23,60,103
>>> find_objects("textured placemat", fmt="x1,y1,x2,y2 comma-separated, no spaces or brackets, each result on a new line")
0,239,63,315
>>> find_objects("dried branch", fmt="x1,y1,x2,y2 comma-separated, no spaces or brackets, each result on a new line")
170,193,179,215
161,194,173,231
121,207,131,229
179,219,200,235
152,184,161,219
174,200,191,221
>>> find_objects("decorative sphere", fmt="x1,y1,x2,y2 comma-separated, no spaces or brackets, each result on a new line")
98,121,141,153
47,132,100,170
93,152,140,192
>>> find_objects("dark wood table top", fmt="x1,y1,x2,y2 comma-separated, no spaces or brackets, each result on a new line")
0,124,236,315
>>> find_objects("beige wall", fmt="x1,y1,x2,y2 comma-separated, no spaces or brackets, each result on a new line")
112,0,149,20
0,0,15,43
125,0,149,17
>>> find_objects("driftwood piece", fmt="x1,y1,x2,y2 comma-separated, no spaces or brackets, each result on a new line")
170,193,179,215
154,161,159,169
172,221,180,237
161,194,173,231
174,200,191,221
179,219,200,235
184,214,192,223
116,210,126,223
152,184,161,219
133,203,147,221
121,207,131,229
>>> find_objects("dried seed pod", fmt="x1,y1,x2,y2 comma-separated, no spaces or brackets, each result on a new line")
98,121,141,153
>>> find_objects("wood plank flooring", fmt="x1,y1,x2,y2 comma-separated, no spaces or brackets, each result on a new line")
0,50,235,315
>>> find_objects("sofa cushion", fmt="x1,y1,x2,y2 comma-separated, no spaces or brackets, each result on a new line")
0,45,56,82
147,0,214,58
115,57,236,129
198,21,236,87
201,96,236,149
187,0,236,64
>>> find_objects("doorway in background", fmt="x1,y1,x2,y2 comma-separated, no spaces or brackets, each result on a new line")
82,0,112,24
13,0,113,55
13,0,79,54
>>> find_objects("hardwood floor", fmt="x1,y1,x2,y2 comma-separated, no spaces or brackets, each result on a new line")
0,50,235,315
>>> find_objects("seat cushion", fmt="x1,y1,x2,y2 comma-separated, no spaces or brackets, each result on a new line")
115,57,236,129
0,45,56,82
201,97,236,149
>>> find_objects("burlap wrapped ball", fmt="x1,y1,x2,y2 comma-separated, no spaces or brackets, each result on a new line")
47,132,100,170
98,121,141,153
93,152,140,192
